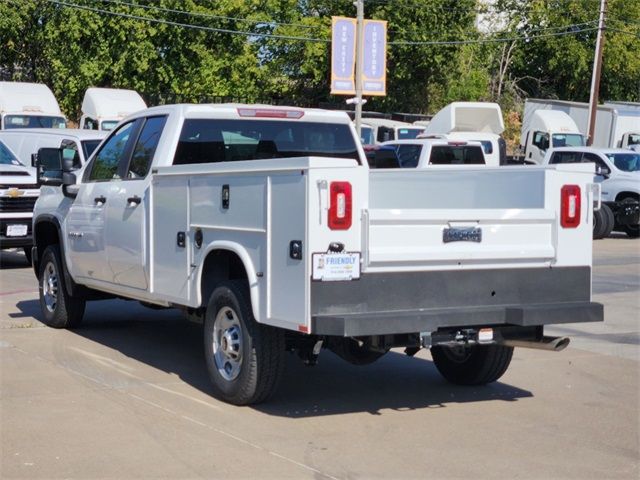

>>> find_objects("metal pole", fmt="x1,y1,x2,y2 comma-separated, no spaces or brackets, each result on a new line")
586,0,607,146
354,0,364,137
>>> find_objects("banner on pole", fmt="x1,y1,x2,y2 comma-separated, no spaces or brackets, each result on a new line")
362,19,387,96
330,17,357,95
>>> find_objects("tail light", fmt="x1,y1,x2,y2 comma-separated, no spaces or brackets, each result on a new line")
328,182,352,230
561,185,581,228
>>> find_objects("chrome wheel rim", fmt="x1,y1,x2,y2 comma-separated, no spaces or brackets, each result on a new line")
42,261,58,313
212,307,243,381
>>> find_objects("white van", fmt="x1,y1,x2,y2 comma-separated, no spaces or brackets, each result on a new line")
0,129,107,168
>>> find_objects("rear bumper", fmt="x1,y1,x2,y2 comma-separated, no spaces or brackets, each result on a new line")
310,266,603,336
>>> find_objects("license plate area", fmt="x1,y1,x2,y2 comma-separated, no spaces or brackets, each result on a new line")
312,252,361,281
6,224,28,237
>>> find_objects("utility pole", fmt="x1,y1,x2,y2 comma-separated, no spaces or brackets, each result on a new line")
586,0,607,146
354,0,364,137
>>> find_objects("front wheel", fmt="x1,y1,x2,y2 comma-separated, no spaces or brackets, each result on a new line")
431,344,513,385
204,280,285,405
38,245,85,328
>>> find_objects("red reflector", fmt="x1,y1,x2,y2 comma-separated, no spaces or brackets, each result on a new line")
561,185,581,228
447,141,467,146
328,181,352,230
237,108,304,119
298,325,309,333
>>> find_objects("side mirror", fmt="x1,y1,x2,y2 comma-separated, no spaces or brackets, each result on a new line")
596,165,611,178
36,147,63,186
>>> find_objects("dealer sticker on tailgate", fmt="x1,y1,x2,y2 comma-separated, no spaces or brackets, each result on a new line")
312,252,361,281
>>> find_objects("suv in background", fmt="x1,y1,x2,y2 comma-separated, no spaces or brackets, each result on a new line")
543,147,640,238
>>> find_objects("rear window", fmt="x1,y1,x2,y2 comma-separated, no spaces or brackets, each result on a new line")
429,145,485,165
397,128,424,140
173,119,360,165
550,151,582,164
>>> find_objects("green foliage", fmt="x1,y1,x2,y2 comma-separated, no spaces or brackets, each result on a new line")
0,0,638,122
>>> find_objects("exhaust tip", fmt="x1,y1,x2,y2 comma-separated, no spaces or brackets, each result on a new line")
553,337,571,352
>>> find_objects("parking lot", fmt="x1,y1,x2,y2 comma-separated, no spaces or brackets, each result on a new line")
1,237,638,479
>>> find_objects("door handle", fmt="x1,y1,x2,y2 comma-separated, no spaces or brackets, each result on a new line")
94,195,107,205
127,195,142,206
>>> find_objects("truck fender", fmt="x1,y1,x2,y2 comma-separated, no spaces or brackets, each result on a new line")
196,241,260,320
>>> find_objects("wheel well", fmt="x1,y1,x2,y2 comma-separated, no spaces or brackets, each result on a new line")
33,221,60,275
200,250,248,307
615,192,639,202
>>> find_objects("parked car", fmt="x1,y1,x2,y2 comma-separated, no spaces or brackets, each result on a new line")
543,147,640,238
0,139,39,261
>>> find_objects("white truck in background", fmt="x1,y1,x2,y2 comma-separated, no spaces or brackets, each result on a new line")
0,140,39,261
0,82,66,130
31,104,602,405
523,98,640,151
422,102,506,166
376,138,486,167
80,87,147,131
520,108,585,164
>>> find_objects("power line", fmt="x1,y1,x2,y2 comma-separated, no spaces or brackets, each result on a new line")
390,26,599,45
94,0,326,31
46,0,330,42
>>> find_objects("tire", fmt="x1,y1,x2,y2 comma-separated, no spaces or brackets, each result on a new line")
600,204,615,238
23,246,32,266
204,280,285,405
593,208,607,239
328,338,388,366
619,197,640,238
38,245,85,329
431,344,513,385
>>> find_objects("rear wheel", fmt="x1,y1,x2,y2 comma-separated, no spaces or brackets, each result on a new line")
38,245,85,328
593,208,607,239
431,344,513,385
204,280,285,405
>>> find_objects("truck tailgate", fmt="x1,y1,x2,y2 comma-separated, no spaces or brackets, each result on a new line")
365,166,593,271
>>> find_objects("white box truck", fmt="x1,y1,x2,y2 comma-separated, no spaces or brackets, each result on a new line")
0,82,66,130
31,104,602,405
523,98,640,150
520,109,585,164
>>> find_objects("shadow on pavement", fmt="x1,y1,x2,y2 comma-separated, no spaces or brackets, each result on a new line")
0,249,30,270
15,298,533,416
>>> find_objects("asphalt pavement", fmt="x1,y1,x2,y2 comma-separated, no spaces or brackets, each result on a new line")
1,237,638,479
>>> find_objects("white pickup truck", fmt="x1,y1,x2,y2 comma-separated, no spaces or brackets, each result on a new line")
32,104,603,405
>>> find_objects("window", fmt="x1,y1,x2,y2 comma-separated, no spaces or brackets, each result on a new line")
396,128,424,140
4,115,66,129
376,126,393,143
605,153,640,172
552,133,584,147
474,140,494,154
88,121,135,181
128,116,167,178
361,126,375,145
550,151,583,164
81,140,102,160
533,132,549,150
628,134,640,146
394,144,422,168
173,119,360,165
0,141,22,166
60,140,82,168
429,145,485,165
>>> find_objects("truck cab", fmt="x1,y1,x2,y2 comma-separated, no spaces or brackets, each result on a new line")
521,110,585,164
377,138,485,168
80,87,147,131
0,82,66,130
